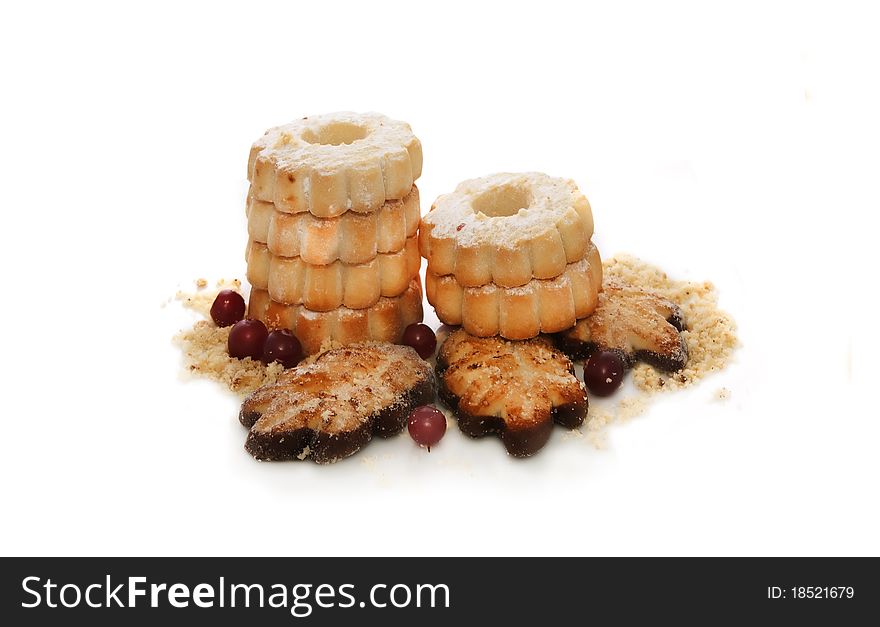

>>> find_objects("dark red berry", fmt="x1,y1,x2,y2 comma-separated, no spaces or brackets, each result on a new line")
261,329,303,368
210,290,246,327
583,350,626,397
227,319,268,360
407,405,447,450
401,323,437,359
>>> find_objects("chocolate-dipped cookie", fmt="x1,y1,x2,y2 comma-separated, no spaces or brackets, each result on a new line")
436,329,587,457
555,279,688,372
240,343,435,463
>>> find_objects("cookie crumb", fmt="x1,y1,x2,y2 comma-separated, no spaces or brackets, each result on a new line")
715,387,731,401
587,430,608,449
561,428,584,442
618,397,648,422
195,278,208,289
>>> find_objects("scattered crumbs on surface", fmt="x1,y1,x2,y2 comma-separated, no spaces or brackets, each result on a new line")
587,431,608,451
587,430,608,450
604,254,738,393
173,279,283,396
173,319,284,396
617,396,649,422
172,280,422,403
176,278,243,316
575,254,738,449
580,405,610,449
561,428,584,441
575,392,646,450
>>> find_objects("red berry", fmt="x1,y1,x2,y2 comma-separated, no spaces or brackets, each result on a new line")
583,350,626,397
262,329,303,368
227,319,268,360
401,323,437,359
407,405,446,450
210,290,246,327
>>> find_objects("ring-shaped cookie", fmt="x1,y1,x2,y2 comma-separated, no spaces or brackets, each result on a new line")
426,245,602,340
247,278,424,355
246,236,421,311
246,186,421,265
248,112,422,218
419,172,594,288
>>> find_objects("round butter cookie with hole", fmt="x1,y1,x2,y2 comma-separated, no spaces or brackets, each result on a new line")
247,278,424,355
246,236,421,311
246,186,421,265
419,172,594,288
426,244,602,340
248,112,422,218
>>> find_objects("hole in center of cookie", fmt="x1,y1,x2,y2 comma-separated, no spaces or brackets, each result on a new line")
472,184,532,217
302,122,369,146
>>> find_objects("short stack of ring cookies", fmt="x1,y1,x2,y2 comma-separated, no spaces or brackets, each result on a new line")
244,112,424,354
420,172,602,340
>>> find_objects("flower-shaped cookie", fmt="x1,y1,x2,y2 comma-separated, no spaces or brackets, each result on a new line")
436,329,588,457
555,279,688,372
240,343,435,463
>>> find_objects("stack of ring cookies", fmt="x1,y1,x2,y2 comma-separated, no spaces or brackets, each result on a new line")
244,112,425,354
420,172,602,340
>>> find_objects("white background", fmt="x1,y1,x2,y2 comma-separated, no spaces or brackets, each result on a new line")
1,1,877,556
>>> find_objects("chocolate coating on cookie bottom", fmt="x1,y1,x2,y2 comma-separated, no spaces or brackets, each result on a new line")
436,353,587,458
243,378,435,463
554,310,689,373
